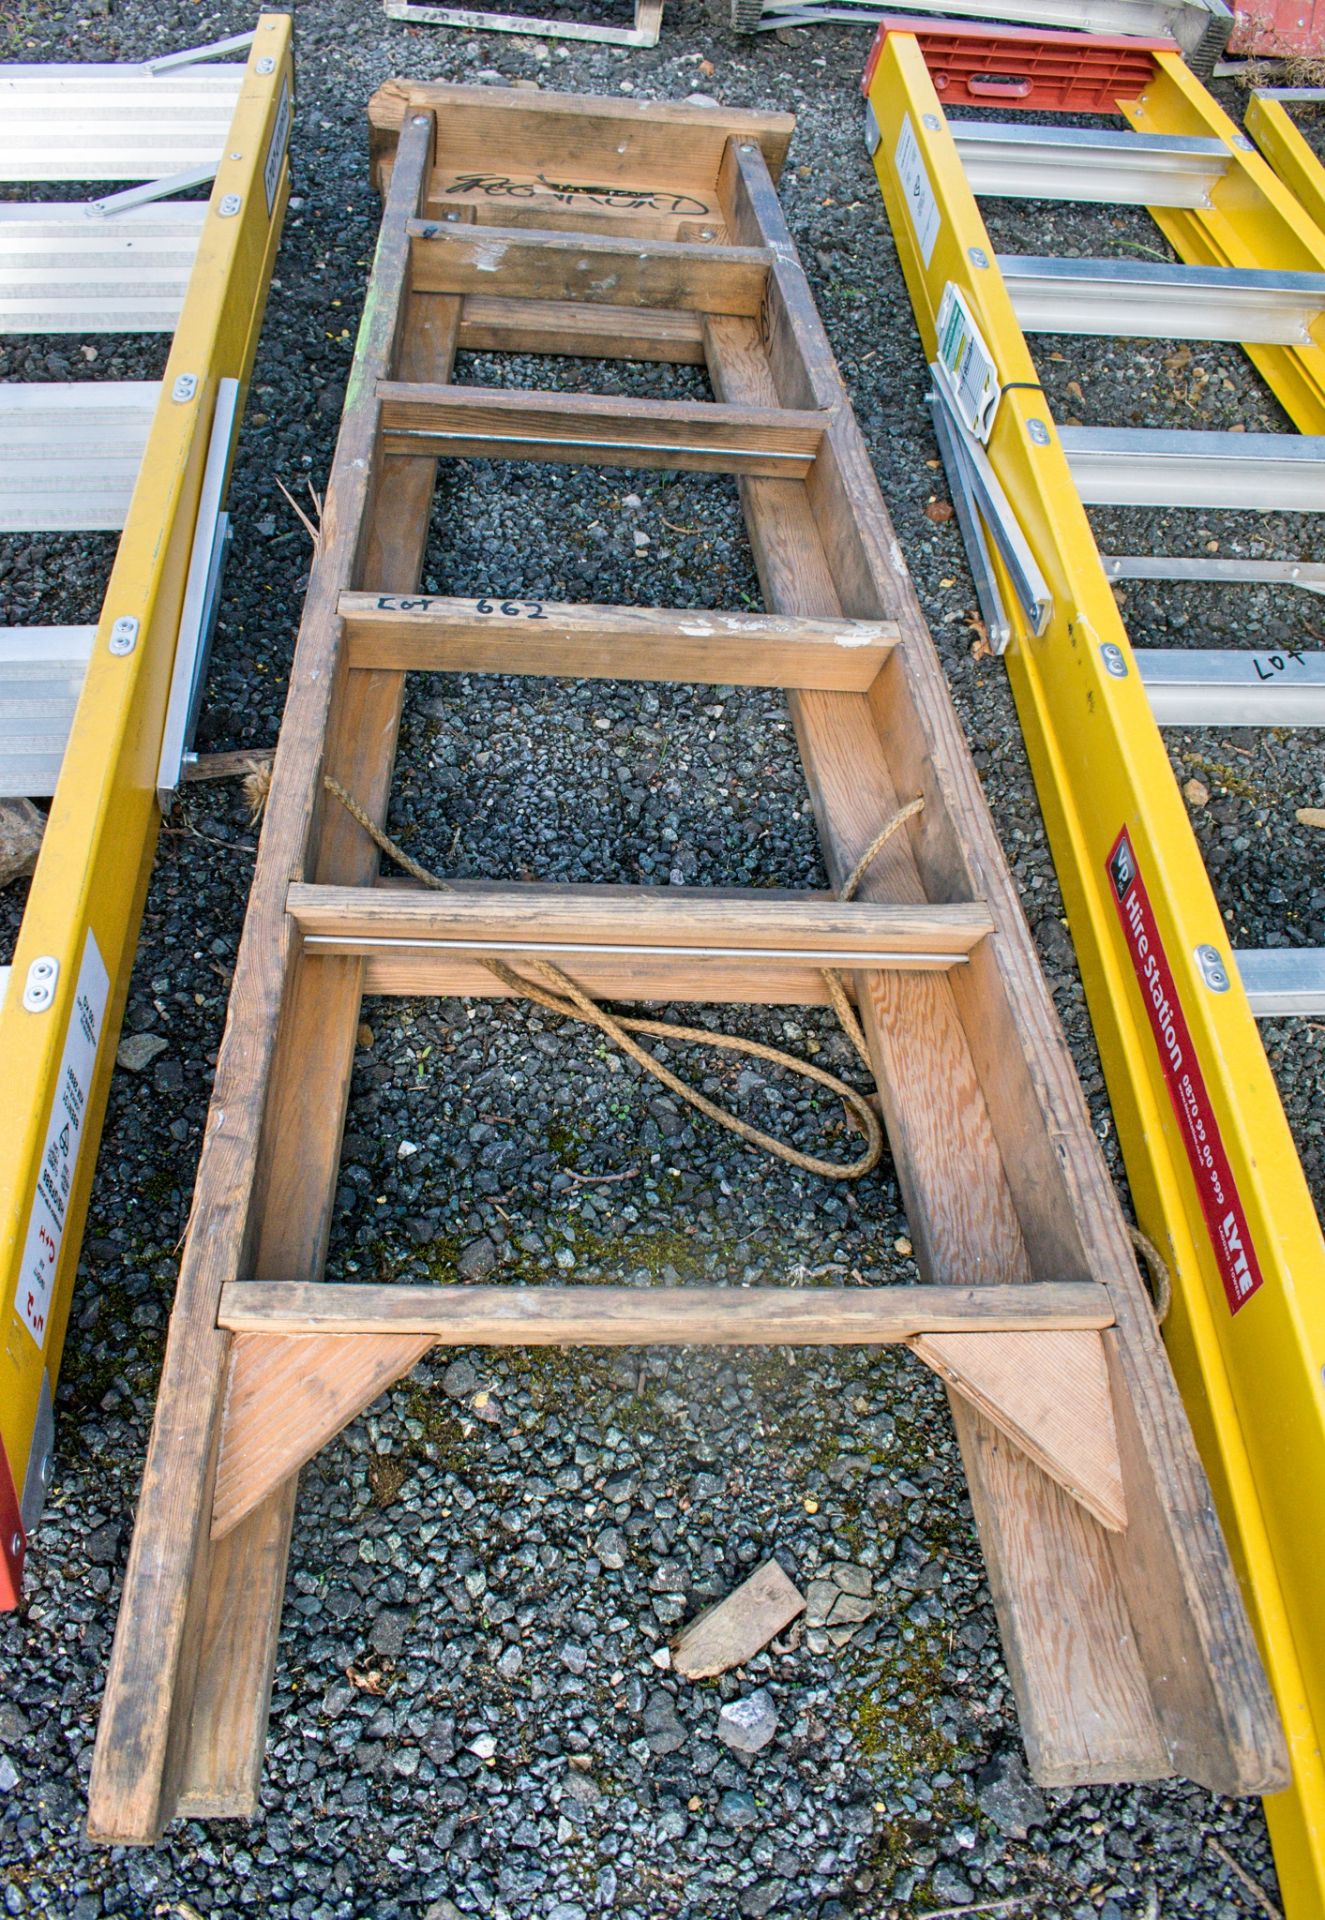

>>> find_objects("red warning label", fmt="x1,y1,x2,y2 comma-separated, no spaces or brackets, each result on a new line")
1107,828,1263,1315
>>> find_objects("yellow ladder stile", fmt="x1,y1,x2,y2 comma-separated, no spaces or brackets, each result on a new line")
0,17,293,1604
865,31,1325,1916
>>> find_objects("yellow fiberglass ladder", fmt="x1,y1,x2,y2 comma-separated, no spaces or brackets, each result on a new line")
863,18,1325,1914
0,19,292,1611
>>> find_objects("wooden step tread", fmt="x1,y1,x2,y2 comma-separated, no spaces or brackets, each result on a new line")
339,591,899,690
408,218,772,316
287,879,993,968
217,1280,1115,1340
376,381,828,475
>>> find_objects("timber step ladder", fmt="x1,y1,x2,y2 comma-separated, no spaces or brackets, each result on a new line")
86,82,1284,1845
0,21,292,1614
863,22,1325,1913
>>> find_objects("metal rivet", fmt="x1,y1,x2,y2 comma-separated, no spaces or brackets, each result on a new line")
9,1532,20,1560
218,193,242,218
171,372,197,403
700,227,715,240
230,151,243,161
256,55,275,73
1195,944,1231,993
968,246,990,269
922,112,940,130
412,115,430,126
22,956,59,1014
1101,643,1128,679
1026,418,1051,447
109,615,139,657
741,142,758,153
1234,133,1255,151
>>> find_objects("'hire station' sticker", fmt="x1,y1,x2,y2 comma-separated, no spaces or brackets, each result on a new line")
1107,829,1263,1314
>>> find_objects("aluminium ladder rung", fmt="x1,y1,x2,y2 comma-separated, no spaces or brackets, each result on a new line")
1061,425,1325,512
1102,553,1325,596
0,622,92,797
0,204,206,335
0,65,245,182
949,120,1230,208
0,382,158,532
1236,948,1325,1018
1135,648,1325,727
1002,255,1325,347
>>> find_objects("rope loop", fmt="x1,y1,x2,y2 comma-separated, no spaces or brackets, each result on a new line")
322,775,925,1182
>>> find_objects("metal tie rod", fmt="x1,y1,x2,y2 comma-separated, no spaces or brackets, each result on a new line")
1102,554,1325,597
1001,255,1325,347
1061,426,1325,511
1235,948,1325,1018
950,121,1230,209
1135,648,1325,726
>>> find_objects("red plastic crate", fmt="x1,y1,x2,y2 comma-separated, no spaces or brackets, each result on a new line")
862,15,1177,113
1229,0,1325,55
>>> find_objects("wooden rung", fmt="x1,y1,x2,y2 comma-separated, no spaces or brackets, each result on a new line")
410,220,772,315
456,295,706,363
217,1281,1115,1341
339,592,899,689
287,880,993,974
376,382,828,475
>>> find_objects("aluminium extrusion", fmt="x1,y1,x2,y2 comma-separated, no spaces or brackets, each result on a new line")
383,0,663,47
929,368,1052,633
925,386,1013,651
950,119,1231,207
1060,423,1325,510
1235,948,1325,1018
156,377,242,805
1135,647,1325,727
1101,553,1325,595
1001,254,1325,345
0,382,158,532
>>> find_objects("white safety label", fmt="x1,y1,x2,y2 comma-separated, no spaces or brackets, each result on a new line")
895,115,941,270
936,282,1001,443
264,74,292,218
17,931,109,1351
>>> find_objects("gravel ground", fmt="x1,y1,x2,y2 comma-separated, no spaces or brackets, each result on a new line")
2,2,1321,1915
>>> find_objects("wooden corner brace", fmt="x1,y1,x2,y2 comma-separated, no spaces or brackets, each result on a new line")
910,1330,1127,1533
211,1319,1127,1542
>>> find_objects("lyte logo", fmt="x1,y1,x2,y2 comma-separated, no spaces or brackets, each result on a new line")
1220,1211,1256,1301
